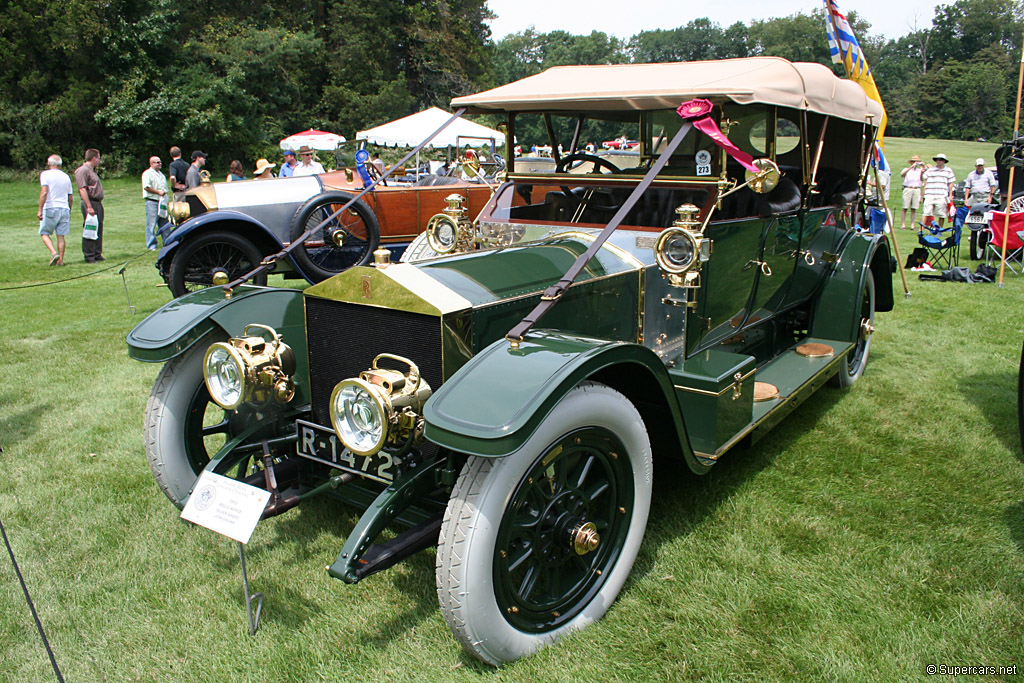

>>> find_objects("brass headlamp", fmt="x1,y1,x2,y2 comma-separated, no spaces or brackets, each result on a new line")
169,201,191,224
655,204,712,288
329,354,432,456
203,324,296,410
426,193,473,255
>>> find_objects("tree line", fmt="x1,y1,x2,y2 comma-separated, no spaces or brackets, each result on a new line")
0,0,1020,172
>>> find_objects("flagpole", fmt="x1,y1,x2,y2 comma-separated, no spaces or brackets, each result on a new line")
873,141,910,296
999,41,1024,288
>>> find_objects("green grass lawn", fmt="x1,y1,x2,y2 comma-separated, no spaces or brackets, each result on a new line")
1,163,1023,682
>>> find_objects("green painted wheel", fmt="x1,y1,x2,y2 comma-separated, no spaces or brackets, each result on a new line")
436,382,652,665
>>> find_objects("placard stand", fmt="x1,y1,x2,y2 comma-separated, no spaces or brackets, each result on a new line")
237,542,263,636
180,470,272,638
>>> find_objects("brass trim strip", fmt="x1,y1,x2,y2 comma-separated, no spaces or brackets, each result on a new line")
693,349,849,461
546,230,646,269
673,368,756,397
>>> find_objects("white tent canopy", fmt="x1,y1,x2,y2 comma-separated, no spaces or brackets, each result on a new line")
356,107,505,148
279,129,346,151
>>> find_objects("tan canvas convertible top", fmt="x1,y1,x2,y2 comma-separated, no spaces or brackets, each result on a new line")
452,56,883,124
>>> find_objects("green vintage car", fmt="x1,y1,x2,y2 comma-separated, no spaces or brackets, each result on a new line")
127,57,893,665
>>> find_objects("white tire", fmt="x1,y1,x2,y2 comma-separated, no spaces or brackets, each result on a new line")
436,381,652,665
144,335,228,507
831,267,875,387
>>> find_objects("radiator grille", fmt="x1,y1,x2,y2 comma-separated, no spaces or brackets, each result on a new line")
305,297,443,426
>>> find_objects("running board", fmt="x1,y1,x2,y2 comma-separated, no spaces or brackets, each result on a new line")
692,338,853,461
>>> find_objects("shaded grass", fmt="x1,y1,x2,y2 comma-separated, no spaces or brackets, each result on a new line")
1,166,1023,682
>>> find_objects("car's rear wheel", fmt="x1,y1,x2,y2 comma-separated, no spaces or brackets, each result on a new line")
436,382,652,665
831,267,875,387
167,230,267,298
289,191,379,282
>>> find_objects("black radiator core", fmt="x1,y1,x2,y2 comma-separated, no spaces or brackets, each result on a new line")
305,297,443,426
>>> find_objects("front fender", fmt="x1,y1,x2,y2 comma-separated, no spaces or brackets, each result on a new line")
424,330,703,470
809,232,891,342
160,210,283,257
126,285,309,403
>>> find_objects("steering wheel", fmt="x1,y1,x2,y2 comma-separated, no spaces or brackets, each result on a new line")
555,152,623,175
366,162,387,186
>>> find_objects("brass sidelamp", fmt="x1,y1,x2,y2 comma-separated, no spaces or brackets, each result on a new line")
426,193,473,255
655,203,713,292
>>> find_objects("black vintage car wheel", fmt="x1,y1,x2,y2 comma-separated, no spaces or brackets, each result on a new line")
436,382,652,665
831,267,875,387
168,230,267,298
145,335,232,507
289,191,380,282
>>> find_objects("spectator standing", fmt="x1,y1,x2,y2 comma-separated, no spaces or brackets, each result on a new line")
280,149,298,177
185,150,207,189
38,154,73,266
168,146,190,200
292,145,325,176
900,155,924,229
921,153,956,227
142,156,169,250
253,159,276,179
964,158,997,206
75,148,105,262
371,152,385,175
226,160,246,182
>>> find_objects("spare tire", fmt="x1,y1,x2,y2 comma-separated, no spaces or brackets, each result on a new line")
288,191,380,282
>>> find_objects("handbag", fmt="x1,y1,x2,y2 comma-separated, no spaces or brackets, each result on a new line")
83,213,99,240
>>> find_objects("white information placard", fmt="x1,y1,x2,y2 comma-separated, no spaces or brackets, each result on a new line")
180,471,271,544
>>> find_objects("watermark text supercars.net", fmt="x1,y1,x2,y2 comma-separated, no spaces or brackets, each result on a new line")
925,664,1018,676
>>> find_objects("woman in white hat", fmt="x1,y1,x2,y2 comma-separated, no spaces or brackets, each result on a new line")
254,158,277,180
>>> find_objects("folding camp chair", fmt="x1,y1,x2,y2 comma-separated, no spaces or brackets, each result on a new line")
986,211,1024,275
917,218,962,269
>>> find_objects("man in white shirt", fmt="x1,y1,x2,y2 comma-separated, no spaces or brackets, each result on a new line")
38,154,73,266
921,153,956,227
292,145,325,176
964,158,997,207
142,156,170,250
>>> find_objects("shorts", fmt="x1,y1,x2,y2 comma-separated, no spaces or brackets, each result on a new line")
902,187,921,210
921,196,947,219
39,207,70,236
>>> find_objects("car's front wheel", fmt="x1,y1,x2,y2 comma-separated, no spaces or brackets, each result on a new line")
436,382,652,665
167,230,267,298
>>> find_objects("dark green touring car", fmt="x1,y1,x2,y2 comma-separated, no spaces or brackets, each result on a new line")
128,56,893,664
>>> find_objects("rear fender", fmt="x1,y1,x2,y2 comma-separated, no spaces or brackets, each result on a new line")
809,232,891,342
126,286,309,402
423,330,707,473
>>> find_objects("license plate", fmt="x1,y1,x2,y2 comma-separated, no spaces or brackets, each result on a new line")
295,419,398,484
966,214,986,224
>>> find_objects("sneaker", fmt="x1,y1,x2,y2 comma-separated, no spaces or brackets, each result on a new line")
49,253,60,266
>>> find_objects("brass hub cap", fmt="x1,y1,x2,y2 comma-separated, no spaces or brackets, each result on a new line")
331,229,347,247
572,522,601,555
860,318,875,339
211,270,229,286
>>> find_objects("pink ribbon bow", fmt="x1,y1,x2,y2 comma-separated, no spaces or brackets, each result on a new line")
676,98,758,173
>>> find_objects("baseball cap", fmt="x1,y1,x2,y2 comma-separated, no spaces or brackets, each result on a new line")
975,157,986,166
191,150,208,160
283,149,296,157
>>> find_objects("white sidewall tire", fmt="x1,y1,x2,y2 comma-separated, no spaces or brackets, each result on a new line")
831,267,875,388
144,335,224,507
436,381,652,665
399,231,440,263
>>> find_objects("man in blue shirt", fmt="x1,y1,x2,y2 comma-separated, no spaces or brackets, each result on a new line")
280,149,298,178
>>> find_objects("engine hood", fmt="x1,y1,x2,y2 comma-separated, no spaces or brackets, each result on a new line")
302,234,642,313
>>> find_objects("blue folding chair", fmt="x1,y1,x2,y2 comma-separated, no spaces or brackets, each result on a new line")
918,214,963,269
